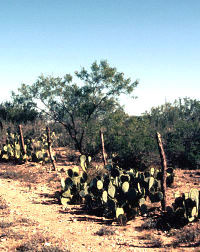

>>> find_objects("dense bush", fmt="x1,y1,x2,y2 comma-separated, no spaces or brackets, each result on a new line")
103,111,159,169
146,98,200,169
0,101,40,124
1,92,199,170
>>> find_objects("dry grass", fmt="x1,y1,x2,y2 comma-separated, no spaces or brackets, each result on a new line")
172,224,200,247
139,233,152,240
0,196,8,210
0,229,24,240
95,227,116,236
139,233,163,248
0,168,39,183
140,217,157,230
149,235,163,248
0,221,13,228
0,162,59,189
15,233,69,252
16,217,37,226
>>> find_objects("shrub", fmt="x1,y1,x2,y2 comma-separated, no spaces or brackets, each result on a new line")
95,227,116,236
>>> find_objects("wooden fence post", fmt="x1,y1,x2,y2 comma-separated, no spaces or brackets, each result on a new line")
46,126,56,171
100,129,107,166
156,132,167,211
18,125,27,161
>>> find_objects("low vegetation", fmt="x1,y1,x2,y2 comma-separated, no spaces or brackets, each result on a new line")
0,61,199,250
95,227,116,236
15,233,68,252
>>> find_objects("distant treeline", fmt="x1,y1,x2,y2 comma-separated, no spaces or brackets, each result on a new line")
0,97,199,170
0,62,199,169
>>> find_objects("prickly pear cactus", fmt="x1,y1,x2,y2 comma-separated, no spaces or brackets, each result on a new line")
172,188,200,224
0,128,57,164
80,155,91,172
0,132,27,163
58,160,176,225
59,166,88,208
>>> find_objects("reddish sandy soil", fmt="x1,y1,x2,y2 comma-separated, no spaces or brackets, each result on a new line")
0,149,199,251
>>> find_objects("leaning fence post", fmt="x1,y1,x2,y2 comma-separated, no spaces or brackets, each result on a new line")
46,126,56,171
156,132,167,211
100,128,107,166
18,125,27,162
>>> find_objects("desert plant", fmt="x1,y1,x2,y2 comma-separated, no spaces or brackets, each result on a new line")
172,226,200,247
95,227,116,236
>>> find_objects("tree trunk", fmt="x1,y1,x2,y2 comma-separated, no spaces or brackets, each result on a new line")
46,126,56,171
100,129,107,166
156,132,167,211
63,124,82,154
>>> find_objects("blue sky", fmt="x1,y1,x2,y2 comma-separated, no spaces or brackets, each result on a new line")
0,0,200,115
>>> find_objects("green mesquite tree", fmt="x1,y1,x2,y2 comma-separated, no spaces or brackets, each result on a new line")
12,61,138,155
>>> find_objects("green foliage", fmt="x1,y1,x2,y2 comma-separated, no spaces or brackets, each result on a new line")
146,98,200,169
5,58,200,171
103,112,159,170
166,119,200,169
12,61,138,155
0,101,40,124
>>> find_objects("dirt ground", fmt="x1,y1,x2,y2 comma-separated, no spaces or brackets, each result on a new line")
0,149,199,251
